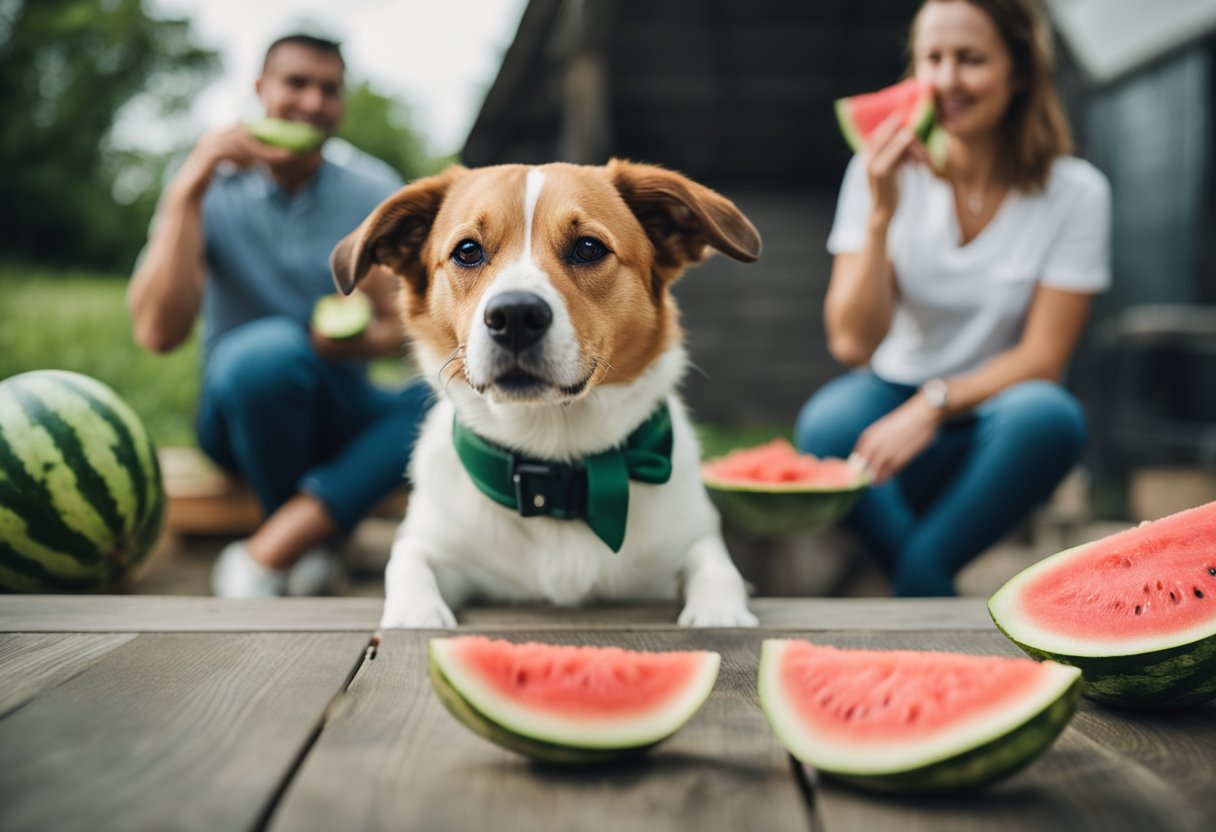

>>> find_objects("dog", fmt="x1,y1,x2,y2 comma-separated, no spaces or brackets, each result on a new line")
331,160,762,629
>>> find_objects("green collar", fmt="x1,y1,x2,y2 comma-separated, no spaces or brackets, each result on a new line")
452,403,674,552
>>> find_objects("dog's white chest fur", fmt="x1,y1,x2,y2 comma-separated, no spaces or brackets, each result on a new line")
399,390,713,607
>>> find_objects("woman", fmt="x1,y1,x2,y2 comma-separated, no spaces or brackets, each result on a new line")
796,0,1111,596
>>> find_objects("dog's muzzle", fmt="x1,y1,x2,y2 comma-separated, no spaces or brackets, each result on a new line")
483,290,552,354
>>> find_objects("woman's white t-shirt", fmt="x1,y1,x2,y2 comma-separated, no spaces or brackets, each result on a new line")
826,155,1112,385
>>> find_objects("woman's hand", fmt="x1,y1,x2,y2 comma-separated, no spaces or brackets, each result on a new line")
863,116,932,225
852,394,946,485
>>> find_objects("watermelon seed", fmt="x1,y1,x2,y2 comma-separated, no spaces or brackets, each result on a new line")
1157,580,1164,590
1209,567,1216,576
1195,588,1204,599
1134,605,1142,615
1168,591,1178,604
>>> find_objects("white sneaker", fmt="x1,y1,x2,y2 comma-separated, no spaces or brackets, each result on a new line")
286,545,345,597
211,540,289,598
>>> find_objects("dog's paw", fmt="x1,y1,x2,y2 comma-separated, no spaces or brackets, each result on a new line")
677,603,759,628
379,598,458,629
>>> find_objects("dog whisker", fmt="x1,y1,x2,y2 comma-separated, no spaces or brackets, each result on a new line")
438,344,468,394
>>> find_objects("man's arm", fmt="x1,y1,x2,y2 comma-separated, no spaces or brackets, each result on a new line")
127,126,294,353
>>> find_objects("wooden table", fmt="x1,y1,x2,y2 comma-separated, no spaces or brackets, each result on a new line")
2,596,1213,832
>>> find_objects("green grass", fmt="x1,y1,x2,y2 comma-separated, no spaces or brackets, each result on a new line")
0,263,789,457
0,263,201,447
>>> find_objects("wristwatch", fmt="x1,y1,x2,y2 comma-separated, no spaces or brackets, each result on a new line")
920,378,950,411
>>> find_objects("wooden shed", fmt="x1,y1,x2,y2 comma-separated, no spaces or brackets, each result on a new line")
461,0,1216,512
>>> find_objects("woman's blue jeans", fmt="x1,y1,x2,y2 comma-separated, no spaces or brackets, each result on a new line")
795,371,1086,596
197,317,432,536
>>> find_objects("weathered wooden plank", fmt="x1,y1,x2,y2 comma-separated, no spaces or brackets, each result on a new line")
270,630,811,832
0,595,382,632
0,633,136,718
459,599,995,631
0,596,996,633
785,631,1214,832
1069,700,1216,824
0,631,369,832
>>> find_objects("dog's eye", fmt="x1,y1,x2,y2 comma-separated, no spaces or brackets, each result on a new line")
452,239,485,268
568,236,609,265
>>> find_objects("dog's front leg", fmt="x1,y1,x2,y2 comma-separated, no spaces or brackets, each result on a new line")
677,536,759,627
380,533,466,629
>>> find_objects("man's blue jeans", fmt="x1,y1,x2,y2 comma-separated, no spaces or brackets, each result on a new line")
795,371,1086,596
197,317,431,535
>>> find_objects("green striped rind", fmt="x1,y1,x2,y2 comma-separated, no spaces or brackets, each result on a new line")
0,371,165,593
703,474,868,537
992,621,1216,709
427,648,658,765
826,676,1082,794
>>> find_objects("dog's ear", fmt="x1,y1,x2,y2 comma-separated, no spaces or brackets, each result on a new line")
330,166,463,296
607,159,762,271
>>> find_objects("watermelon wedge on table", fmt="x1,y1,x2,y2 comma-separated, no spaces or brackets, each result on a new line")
429,636,720,764
989,500,1216,708
701,439,867,536
758,640,1082,793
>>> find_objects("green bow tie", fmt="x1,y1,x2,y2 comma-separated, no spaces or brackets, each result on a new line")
451,403,674,552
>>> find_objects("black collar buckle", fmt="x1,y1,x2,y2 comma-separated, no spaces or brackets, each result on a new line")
511,461,584,519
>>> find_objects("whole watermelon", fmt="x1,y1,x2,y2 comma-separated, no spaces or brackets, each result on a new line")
0,370,165,592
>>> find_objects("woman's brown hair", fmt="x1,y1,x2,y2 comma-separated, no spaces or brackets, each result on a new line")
910,0,1073,190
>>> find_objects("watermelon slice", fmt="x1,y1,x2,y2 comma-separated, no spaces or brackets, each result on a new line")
835,78,937,153
246,117,326,153
429,637,720,764
759,640,1082,793
311,291,372,340
989,500,1216,709
702,439,868,536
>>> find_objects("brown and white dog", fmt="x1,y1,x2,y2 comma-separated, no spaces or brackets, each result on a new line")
331,160,761,628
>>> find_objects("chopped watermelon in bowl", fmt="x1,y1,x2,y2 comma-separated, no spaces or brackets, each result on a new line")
701,439,868,536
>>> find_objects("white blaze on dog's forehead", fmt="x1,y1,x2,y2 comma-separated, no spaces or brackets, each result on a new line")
523,169,545,263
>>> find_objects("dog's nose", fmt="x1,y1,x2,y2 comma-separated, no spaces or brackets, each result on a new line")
483,291,553,353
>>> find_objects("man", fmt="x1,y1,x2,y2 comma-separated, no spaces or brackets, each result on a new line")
128,34,429,597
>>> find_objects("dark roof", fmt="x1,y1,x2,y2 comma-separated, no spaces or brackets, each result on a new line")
462,0,917,189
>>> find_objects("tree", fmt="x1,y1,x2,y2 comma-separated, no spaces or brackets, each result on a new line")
338,80,451,183
0,0,217,269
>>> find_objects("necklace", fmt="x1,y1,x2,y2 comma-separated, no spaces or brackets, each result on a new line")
966,188,984,217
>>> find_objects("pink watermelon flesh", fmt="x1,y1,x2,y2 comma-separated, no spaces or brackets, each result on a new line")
703,439,860,488
778,642,1044,743
837,78,934,149
448,637,705,718
1018,501,1216,641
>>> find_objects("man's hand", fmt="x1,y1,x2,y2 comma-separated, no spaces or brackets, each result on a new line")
170,124,298,202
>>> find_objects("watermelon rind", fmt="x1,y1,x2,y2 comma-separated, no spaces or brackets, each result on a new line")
312,291,372,340
428,639,720,763
758,640,1082,793
702,465,868,537
0,370,165,593
989,540,1216,709
245,117,325,153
